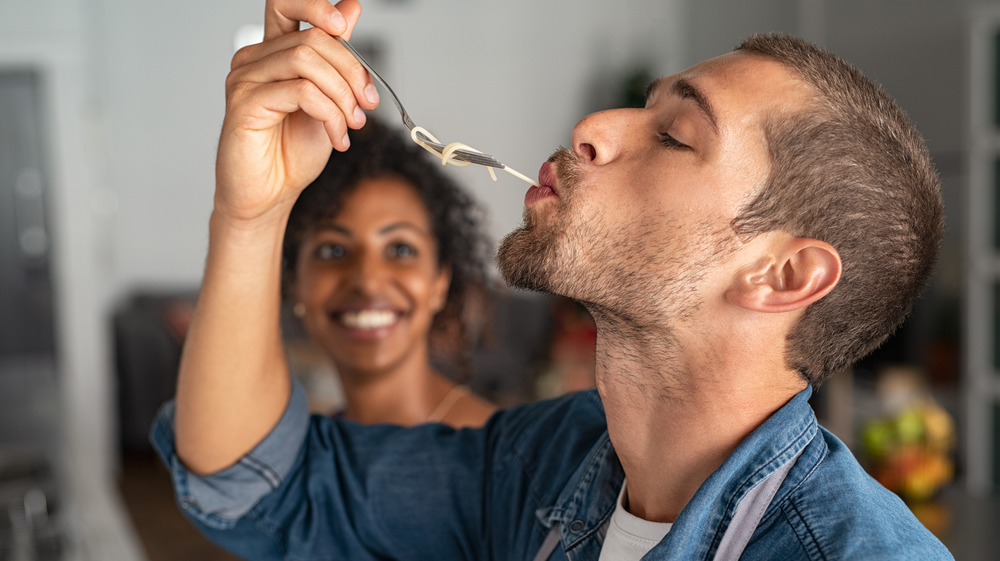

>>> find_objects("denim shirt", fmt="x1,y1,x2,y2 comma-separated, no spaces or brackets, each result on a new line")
151,382,953,560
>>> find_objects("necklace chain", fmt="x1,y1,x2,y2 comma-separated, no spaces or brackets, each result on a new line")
426,385,467,423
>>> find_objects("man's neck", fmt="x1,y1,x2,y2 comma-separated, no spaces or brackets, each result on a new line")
591,316,807,523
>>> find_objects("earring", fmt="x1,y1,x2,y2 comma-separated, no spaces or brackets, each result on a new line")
293,303,306,318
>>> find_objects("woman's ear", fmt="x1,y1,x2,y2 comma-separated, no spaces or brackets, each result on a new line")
727,237,841,313
287,276,304,317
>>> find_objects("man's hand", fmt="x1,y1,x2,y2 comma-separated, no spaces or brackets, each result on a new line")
214,0,379,226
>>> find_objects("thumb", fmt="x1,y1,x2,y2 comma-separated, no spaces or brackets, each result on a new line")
335,0,362,41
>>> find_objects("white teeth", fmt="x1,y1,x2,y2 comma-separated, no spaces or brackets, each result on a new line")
340,310,397,329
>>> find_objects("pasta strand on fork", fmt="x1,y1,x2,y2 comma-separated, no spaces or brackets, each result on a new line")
409,126,540,187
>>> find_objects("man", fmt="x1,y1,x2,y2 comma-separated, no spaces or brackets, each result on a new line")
152,0,952,559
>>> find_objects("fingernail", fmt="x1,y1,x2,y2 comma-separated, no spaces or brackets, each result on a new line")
330,10,346,32
341,133,351,149
353,105,366,124
364,84,379,105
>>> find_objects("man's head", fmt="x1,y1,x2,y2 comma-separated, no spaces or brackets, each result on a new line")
497,33,943,386
731,33,943,385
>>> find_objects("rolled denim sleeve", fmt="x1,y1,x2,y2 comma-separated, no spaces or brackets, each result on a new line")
149,379,310,529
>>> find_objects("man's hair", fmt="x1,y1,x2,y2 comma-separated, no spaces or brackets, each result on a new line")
732,33,944,386
282,118,493,375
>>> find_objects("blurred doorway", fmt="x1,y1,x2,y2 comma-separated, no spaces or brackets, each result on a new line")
0,66,65,560
0,68,55,364
0,67,58,448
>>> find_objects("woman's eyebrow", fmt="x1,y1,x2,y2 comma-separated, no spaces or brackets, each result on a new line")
315,224,351,236
314,221,432,238
379,222,432,238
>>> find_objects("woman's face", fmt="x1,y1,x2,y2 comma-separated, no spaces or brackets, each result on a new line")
293,176,451,378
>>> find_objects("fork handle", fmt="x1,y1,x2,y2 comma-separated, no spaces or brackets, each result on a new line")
336,37,414,130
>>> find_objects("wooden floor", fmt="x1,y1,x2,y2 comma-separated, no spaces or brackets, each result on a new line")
116,452,241,561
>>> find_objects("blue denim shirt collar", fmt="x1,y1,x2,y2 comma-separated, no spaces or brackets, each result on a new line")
535,432,624,556
538,385,817,560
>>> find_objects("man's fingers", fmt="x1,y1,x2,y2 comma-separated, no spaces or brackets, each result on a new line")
263,0,361,41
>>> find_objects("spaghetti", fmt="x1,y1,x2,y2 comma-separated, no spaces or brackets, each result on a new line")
409,126,540,187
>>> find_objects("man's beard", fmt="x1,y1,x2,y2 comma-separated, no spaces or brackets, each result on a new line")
496,214,558,293
495,148,658,310
496,149,578,294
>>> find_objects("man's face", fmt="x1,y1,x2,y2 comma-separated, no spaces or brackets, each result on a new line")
497,52,812,325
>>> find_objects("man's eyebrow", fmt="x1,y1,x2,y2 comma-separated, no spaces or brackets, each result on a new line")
646,77,719,134
643,77,665,105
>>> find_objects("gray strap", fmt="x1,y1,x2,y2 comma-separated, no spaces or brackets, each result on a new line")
532,523,562,561
712,449,803,561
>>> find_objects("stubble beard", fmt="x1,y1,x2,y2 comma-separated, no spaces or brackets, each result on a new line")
496,217,557,293
496,149,737,330
496,149,580,295
496,149,682,319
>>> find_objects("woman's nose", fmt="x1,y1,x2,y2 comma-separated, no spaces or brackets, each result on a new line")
350,252,386,293
571,108,637,166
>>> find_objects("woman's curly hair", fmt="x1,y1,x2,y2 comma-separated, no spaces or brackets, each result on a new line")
282,118,493,376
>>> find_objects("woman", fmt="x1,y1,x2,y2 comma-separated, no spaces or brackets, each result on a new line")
280,118,496,427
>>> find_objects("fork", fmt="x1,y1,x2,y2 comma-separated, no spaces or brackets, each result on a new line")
336,36,506,169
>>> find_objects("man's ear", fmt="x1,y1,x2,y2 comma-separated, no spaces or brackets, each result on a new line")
726,237,841,313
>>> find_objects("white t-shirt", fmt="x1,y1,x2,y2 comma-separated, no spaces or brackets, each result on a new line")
598,481,672,561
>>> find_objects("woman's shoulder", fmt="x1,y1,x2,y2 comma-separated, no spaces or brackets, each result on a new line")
439,386,498,428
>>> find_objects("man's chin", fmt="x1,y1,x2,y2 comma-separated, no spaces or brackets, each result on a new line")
496,226,554,293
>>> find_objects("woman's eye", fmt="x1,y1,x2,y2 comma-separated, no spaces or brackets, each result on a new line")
315,243,346,260
657,132,690,150
386,243,417,259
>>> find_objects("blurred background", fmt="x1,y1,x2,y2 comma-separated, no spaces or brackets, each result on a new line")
0,0,998,559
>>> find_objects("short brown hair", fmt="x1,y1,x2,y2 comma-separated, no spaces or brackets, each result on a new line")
732,33,944,386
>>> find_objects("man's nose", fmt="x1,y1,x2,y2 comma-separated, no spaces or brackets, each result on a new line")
571,108,637,166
